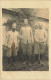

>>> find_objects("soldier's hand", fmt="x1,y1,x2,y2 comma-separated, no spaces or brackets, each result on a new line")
4,46,7,50
42,42,46,45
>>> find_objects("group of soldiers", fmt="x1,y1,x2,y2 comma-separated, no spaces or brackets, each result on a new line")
4,18,47,67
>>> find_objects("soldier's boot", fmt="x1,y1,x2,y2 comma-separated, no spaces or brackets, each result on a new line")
31,55,34,64
23,55,26,65
38,54,41,64
38,54,44,66
26,55,29,64
9,56,14,66
13,56,17,66
7,57,12,68
28,56,32,66
13,56,17,62
35,54,38,62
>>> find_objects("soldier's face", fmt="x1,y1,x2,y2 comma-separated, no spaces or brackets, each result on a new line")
39,26,42,29
12,28,16,32
24,19,28,25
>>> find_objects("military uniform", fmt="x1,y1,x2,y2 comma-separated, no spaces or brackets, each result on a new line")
20,26,34,64
6,23,20,66
34,27,47,63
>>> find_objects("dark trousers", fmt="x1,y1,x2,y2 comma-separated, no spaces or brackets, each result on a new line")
21,43,32,63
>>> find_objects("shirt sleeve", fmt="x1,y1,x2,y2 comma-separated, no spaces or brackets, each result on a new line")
5,32,10,47
17,32,20,43
30,27,34,43
34,30,39,42
20,28,22,39
43,30,47,42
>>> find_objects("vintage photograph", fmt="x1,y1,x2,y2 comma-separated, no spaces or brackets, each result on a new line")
2,8,49,71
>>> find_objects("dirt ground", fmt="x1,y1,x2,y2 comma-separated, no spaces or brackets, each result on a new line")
2,45,49,71
3,55,49,71
3,59,49,71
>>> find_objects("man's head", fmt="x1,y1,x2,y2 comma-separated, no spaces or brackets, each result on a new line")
24,18,28,25
38,24,43,30
12,22,16,32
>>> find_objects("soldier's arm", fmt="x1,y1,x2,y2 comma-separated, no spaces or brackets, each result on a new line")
34,30,39,42
17,32,20,43
5,32,10,47
20,28,22,39
30,28,34,43
43,30,47,42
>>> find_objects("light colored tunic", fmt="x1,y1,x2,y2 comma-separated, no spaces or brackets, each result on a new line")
6,30,20,57
20,26,34,44
34,28,47,54
2,25,7,46
20,26,34,55
34,28,47,43
6,30,20,48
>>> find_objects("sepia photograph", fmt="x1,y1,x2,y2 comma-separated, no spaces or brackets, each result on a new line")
2,8,49,71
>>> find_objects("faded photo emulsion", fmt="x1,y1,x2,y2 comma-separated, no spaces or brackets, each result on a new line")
2,8,49,71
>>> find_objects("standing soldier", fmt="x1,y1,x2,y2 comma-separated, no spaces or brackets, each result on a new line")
34,24,47,65
6,22,20,67
20,18,34,66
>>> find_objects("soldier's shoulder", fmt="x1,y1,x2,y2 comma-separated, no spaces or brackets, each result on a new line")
28,26,31,28
16,31,19,34
28,25,31,27
35,29,39,31
20,27,25,30
43,28,46,32
8,30,12,33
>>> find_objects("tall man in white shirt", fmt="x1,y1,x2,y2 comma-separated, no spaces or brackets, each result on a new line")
20,19,34,65
6,22,20,66
34,24,47,64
